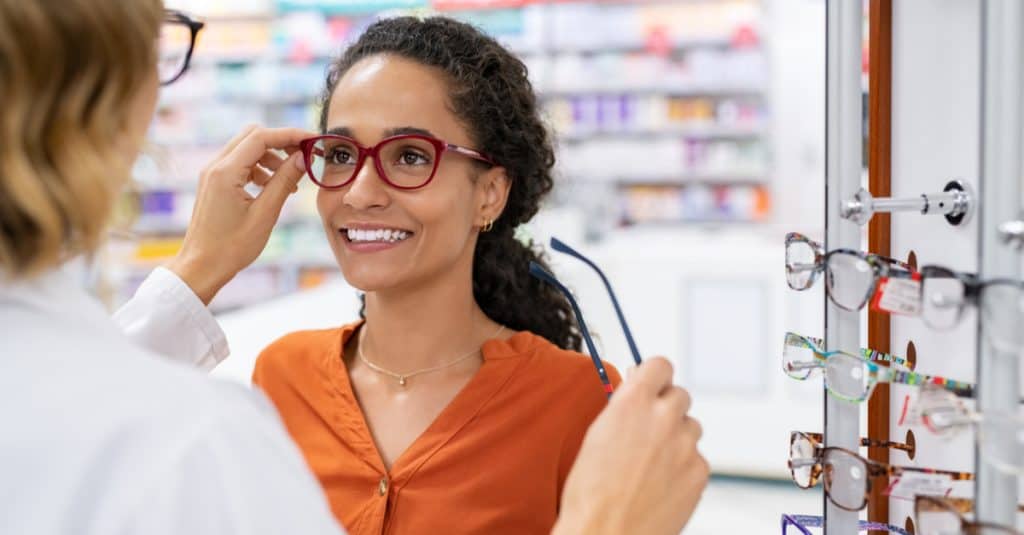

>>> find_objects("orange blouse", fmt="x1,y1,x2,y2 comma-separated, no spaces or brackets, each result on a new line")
252,322,621,535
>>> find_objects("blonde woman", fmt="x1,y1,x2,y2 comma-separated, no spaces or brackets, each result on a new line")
0,2,708,535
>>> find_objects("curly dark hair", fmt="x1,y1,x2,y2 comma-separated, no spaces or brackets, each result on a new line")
319,16,582,351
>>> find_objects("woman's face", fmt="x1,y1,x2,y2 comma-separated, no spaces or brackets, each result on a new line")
121,68,160,164
318,54,509,293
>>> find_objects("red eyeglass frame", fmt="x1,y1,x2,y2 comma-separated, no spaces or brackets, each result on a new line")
298,134,497,191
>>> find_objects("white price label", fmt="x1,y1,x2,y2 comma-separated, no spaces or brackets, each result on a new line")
885,472,954,500
872,277,923,316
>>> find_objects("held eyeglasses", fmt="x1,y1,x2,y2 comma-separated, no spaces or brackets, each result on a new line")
529,238,643,398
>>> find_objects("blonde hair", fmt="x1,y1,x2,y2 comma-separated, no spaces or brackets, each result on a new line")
0,0,163,278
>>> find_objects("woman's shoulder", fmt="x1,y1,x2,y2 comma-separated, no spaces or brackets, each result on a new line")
252,321,359,382
512,330,623,388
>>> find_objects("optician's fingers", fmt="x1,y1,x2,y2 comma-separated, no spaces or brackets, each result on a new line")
258,151,286,173
252,151,305,221
214,124,260,161
224,127,314,171
248,165,273,188
657,385,693,419
626,357,676,398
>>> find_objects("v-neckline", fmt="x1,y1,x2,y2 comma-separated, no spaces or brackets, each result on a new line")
320,321,530,483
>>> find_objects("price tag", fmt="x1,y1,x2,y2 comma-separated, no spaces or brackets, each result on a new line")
884,472,954,500
871,277,923,316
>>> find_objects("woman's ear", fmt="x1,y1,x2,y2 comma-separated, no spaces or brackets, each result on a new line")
476,166,512,226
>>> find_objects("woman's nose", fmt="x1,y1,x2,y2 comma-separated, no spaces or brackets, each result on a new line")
342,157,390,211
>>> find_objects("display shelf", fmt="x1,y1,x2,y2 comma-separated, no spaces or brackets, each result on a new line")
556,124,766,142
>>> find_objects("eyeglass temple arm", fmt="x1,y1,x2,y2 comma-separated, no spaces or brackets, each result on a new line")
529,262,614,398
550,238,642,366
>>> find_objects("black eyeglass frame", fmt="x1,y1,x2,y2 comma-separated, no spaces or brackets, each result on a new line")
160,9,205,86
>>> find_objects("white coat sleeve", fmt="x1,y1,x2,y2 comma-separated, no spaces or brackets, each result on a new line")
112,267,229,371
110,387,346,535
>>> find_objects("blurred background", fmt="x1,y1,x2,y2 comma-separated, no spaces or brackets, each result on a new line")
101,0,859,531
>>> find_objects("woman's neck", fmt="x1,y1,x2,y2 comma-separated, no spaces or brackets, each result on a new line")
359,273,500,373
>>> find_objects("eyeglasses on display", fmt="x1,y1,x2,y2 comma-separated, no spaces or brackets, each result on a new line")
915,495,1023,535
907,384,1024,476
785,232,917,311
918,264,1024,353
788,431,973,511
298,134,495,191
781,514,910,535
783,332,975,403
796,430,916,458
159,10,204,86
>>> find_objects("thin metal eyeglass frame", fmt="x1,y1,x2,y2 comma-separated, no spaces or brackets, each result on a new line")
160,10,204,86
298,134,496,191
781,514,910,535
783,332,976,403
785,232,918,311
549,237,641,366
528,262,614,398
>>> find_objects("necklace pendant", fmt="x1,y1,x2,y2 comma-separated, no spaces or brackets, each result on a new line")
398,376,407,387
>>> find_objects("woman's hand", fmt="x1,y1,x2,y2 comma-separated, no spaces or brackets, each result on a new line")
553,358,709,535
166,126,314,305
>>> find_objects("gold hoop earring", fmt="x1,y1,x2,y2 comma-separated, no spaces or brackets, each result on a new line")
482,219,494,233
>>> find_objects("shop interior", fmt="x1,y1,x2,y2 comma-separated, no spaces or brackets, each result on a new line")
93,0,1024,533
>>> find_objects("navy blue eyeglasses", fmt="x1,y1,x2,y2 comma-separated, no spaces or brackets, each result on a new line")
529,237,643,398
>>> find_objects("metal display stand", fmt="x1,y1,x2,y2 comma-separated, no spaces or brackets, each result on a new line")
824,1,862,533
977,0,1023,526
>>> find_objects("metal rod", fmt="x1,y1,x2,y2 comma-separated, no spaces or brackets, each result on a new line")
825,1,861,533
840,182,974,226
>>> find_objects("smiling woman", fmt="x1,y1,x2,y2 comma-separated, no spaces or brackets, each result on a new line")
250,16,622,535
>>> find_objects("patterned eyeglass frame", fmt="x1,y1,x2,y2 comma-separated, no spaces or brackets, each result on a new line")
781,513,911,535
783,332,976,403
787,433,974,512
915,495,1024,535
785,232,918,311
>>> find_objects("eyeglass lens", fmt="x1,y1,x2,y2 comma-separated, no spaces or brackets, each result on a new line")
309,137,439,189
920,274,966,330
786,239,818,290
821,449,869,510
824,252,876,310
158,21,194,84
789,434,816,488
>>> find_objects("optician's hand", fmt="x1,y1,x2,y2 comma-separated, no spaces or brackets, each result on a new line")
552,358,709,535
166,126,314,304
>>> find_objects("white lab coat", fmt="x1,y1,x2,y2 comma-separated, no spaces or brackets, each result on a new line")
0,266,345,535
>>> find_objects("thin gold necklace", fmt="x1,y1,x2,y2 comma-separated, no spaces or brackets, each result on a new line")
357,324,506,387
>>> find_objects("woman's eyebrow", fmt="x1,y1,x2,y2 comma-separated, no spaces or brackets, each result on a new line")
325,126,353,137
322,126,437,139
384,126,436,138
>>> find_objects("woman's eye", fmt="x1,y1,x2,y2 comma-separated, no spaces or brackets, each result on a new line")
398,150,430,166
328,149,355,165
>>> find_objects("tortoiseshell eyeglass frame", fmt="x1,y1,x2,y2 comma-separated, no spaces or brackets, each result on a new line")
788,432,974,512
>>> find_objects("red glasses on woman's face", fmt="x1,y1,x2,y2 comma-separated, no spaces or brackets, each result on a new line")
298,134,496,191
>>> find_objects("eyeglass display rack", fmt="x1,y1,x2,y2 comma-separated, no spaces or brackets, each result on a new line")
819,1,1024,534
106,0,772,312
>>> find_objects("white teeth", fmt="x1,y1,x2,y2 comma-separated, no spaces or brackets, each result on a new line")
345,228,410,243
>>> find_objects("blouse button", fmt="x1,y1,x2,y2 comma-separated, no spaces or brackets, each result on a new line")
378,477,389,496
